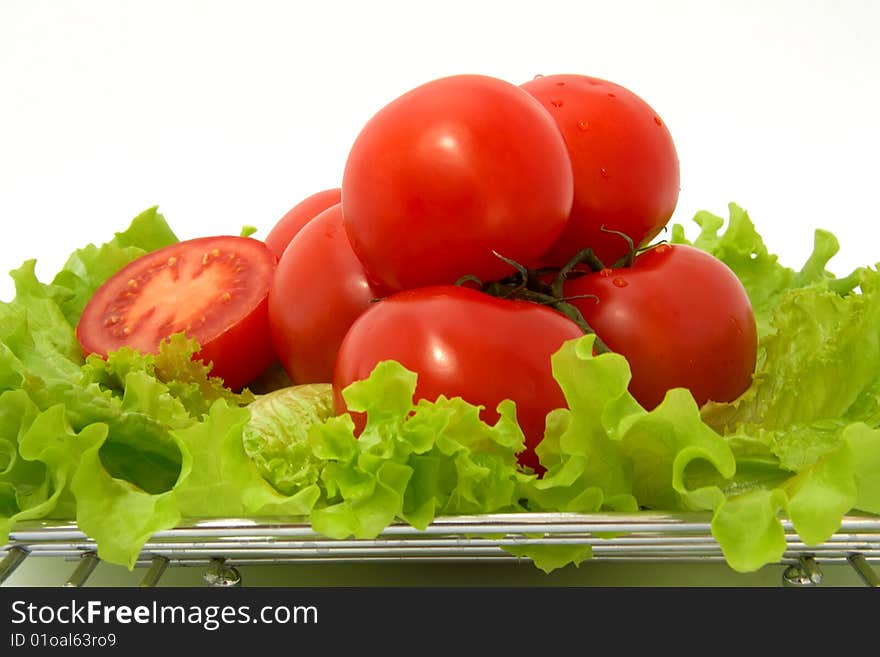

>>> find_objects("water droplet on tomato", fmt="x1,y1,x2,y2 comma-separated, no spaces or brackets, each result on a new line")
600,167,610,178
550,99,564,108
607,92,616,98
654,116,663,126
654,244,670,254
612,277,628,288
533,73,544,79
555,81,566,86
599,268,614,278
577,119,590,131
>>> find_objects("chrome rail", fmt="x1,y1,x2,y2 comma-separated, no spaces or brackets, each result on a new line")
3,512,879,587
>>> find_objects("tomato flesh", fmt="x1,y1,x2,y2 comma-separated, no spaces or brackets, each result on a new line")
333,285,584,472
77,235,277,390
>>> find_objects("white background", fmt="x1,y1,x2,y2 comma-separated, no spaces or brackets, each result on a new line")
1,0,878,301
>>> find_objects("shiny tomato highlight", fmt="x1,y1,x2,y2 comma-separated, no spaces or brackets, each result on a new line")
333,285,584,472
342,74,574,291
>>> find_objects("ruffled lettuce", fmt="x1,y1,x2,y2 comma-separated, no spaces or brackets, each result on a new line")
240,340,736,573
0,208,272,567
673,204,880,570
2,208,182,550
2,202,880,575
241,384,335,496
304,361,528,538
50,206,180,327
670,202,864,339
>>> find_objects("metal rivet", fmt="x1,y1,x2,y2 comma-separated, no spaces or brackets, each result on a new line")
782,554,823,587
203,558,241,587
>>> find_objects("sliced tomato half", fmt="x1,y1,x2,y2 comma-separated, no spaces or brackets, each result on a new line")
77,235,277,390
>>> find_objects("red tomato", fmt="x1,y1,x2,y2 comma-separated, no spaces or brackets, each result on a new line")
264,188,342,259
333,285,584,472
565,244,757,410
342,74,574,291
268,203,382,384
77,236,277,391
521,74,680,268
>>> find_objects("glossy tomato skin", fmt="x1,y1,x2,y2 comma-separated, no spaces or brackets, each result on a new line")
565,244,757,410
264,188,342,259
342,74,574,292
268,203,382,384
521,74,680,268
333,285,584,472
77,235,277,390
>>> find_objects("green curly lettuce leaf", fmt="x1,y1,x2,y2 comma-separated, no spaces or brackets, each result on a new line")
3,202,880,576
301,360,528,539
671,202,863,338
519,335,735,516
707,422,880,572
241,384,336,496
50,206,179,325
173,399,321,520
0,207,260,565
673,203,880,570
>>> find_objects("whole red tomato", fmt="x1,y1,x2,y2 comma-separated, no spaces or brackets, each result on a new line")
342,74,574,291
264,188,342,259
333,285,584,473
521,74,680,268
268,203,382,384
565,244,757,410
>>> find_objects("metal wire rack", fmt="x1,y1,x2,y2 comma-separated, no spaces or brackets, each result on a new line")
3,511,879,587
